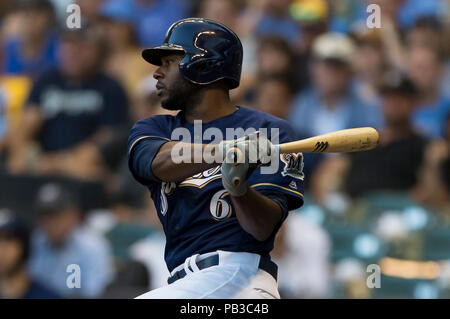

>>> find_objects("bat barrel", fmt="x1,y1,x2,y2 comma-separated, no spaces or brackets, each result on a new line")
279,127,379,154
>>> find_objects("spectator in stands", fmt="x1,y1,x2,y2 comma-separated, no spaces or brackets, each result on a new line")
233,0,300,79
253,74,294,120
407,46,450,138
289,0,329,91
326,0,366,34
133,0,188,48
443,115,450,190
257,36,296,83
104,190,157,263
1,0,59,78
76,0,104,25
289,33,382,181
420,113,450,210
100,0,154,100
396,0,445,30
0,87,6,152
238,36,296,104
442,115,450,203
28,183,113,298
6,26,129,180
351,30,387,106
404,16,450,97
196,0,241,31
0,0,13,17
272,212,330,298
0,211,60,298
289,33,383,139
310,71,428,202
0,75,33,166
254,0,300,43
405,16,447,54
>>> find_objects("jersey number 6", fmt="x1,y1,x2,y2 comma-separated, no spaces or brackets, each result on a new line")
210,190,232,221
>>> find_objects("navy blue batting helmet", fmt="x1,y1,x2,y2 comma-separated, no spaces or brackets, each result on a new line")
142,18,243,89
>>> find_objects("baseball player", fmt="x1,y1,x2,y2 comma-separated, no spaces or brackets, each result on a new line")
128,18,304,299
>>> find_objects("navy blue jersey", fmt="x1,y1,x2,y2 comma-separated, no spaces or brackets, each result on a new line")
128,107,304,271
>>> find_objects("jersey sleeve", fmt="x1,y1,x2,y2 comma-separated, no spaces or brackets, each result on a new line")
127,116,172,186
248,119,305,217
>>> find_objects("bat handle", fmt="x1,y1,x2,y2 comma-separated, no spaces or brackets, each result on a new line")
225,147,243,166
225,147,244,186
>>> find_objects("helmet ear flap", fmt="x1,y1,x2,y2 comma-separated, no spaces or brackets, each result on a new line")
185,59,222,74
193,60,212,73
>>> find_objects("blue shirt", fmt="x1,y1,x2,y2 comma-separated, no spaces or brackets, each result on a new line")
397,0,445,29
134,0,188,48
27,68,129,152
255,14,301,43
2,33,59,78
289,88,383,138
412,95,450,138
22,280,61,299
128,107,305,271
28,228,113,298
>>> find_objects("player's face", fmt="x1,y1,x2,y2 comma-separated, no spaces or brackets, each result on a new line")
153,53,199,111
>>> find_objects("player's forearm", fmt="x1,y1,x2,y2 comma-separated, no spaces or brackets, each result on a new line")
231,188,282,242
152,141,219,182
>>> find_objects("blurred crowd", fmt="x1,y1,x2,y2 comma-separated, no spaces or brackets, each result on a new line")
0,0,449,299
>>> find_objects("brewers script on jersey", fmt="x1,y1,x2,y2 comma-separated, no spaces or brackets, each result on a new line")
127,18,304,299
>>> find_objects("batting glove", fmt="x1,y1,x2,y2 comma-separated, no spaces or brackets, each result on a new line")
221,147,250,197
218,131,275,165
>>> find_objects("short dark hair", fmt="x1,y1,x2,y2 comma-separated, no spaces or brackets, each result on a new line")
379,70,418,97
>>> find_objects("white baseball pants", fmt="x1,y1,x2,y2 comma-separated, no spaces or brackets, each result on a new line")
135,250,280,299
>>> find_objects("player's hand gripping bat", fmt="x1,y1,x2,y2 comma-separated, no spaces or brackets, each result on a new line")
225,127,379,185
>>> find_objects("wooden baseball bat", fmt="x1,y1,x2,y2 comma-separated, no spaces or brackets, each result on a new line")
226,127,379,166
277,127,379,154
